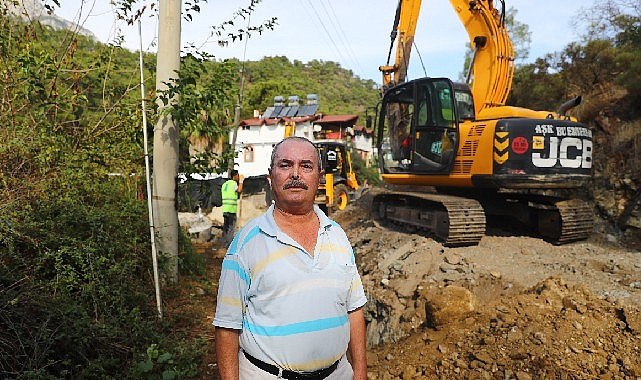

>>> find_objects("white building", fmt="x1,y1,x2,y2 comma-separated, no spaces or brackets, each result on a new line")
230,94,374,178
231,116,317,177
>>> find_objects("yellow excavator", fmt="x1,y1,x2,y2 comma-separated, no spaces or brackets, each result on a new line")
372,0,593,246
315,140,361,212
283,122,360,213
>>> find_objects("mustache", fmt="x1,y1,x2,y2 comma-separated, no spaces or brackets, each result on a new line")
283,179,309,190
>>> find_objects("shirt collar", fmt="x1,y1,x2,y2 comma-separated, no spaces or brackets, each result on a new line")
258,204,332,237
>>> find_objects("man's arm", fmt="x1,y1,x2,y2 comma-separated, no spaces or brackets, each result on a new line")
347,307,367,380
215,327,241,380
237,175,244,194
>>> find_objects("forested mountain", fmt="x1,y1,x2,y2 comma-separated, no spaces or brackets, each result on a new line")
238,56,379,119
0,0,639,378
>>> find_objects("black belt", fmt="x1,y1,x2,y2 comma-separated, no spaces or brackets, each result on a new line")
243,351,339,380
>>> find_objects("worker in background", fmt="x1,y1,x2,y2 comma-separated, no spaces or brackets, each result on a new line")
221,169,243,247
214,136,367,380
401,133,412,162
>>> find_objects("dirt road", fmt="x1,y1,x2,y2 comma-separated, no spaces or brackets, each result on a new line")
333,193,641,379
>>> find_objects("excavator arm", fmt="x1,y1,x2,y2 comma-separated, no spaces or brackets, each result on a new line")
379,0,515,114
380,0,422,89
452,0,515,113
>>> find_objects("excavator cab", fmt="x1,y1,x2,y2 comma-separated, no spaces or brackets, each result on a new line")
378,77,459,175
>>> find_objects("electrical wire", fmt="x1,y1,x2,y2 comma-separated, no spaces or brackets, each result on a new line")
301,0,348,67
318,0,363,74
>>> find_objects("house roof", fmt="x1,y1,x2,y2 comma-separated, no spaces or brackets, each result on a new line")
314,114,359,125
239,117,282,127
238,115,318,127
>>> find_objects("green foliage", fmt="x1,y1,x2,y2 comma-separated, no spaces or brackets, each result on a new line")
210,0,278,47
178,228,206,277
509,3,641,120
0,180,164,378
508,57,569,112
132,343,201,380
159,51,239,174
349,149,381,186
239,57,380,123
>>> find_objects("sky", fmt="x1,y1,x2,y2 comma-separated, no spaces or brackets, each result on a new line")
56,0,591,85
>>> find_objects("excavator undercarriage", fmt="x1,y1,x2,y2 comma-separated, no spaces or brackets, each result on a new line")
372,190,593,247
373,192,486,246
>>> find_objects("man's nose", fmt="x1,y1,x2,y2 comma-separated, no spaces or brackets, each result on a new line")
291,166,300,179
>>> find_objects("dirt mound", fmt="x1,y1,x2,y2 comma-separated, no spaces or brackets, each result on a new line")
332,195,641,379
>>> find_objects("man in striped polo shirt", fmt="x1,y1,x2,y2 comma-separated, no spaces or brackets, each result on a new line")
214,136,367,380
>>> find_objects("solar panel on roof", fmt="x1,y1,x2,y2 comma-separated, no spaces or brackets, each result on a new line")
263,107,275,119
297,104,318,116
286,106,299,117
279,106,291,118
271,106,283,118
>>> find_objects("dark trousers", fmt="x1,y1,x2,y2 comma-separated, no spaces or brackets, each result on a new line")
222,212,237,246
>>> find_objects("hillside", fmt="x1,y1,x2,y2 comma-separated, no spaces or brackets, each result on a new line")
3,0,95,38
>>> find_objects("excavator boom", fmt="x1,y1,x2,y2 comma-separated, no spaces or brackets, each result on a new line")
380,0,422,88
380,0,515,113
453,0,515,112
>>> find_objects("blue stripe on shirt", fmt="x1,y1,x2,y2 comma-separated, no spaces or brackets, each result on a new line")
228,225,263,255
221,260,250,285
243,315,349,336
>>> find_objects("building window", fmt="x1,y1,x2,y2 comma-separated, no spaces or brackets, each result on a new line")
244,145,254,162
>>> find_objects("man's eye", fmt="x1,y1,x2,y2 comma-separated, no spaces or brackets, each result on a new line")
301,164,314,172
278,162,291,169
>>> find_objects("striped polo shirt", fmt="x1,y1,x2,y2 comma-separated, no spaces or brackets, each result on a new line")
213,204,367,372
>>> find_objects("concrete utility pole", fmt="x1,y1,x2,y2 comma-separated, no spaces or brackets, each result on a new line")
153,0,181,283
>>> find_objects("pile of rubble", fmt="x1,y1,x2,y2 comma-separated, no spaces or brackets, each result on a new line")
331,194,641,378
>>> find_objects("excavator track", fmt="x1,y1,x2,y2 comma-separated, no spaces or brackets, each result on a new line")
536,198,593,245
372,191,486,247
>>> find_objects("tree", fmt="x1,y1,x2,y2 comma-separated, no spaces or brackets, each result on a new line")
577,0,640,44
578,0,641,118
113,0,276,283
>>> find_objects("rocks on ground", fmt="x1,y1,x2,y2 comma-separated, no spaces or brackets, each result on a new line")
331,193,641,379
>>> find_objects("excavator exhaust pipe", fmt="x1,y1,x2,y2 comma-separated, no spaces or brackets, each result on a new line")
557,95,582,117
